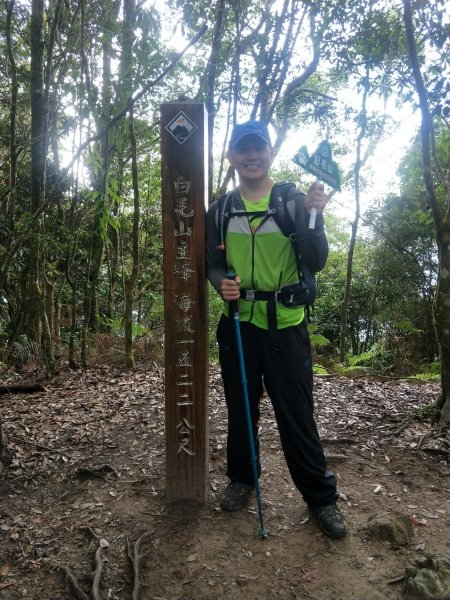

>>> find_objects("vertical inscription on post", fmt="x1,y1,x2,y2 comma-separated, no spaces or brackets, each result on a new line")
161,103,208,503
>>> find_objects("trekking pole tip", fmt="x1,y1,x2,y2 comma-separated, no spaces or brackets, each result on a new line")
259,527,269,539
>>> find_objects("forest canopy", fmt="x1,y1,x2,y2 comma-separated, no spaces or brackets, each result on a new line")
0,0,449,418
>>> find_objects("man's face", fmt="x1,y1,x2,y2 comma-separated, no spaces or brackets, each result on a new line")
227,135,274,182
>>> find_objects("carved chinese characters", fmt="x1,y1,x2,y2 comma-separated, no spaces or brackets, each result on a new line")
161,103,208,503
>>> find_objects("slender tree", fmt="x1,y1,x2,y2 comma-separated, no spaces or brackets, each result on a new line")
339,71,369,363
403,0,450,423
30,0,56,373
4,0,18,231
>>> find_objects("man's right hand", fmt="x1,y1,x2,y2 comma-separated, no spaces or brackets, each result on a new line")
221,275,241,301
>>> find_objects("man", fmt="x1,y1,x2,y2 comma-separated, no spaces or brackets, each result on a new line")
206,120,347,539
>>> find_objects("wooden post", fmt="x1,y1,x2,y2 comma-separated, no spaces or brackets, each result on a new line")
160,102,209,503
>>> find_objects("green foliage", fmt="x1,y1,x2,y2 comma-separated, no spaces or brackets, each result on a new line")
0,0,447,378
334,365,367,377
346,344,394,373
12,337,37,366
310,333,330,347
307,323,330,348
208,283,224,363
411,361,441,382
412,372,440,382
347,347,378,367
417,403,441,422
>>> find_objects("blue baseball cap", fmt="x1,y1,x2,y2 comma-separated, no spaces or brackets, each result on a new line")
229,120,271,148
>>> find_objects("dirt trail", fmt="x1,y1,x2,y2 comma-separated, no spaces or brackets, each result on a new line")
0,364,448,599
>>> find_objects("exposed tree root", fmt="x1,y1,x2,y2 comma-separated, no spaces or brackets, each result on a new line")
69,463,120,481
58,543,104,600
91,546,104,600
58,535,154,600
324,453,348,463
0,383,45,396
58,564,90,600
127,532,153,600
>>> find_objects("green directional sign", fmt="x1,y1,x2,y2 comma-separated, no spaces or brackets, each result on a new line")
293,140,341,192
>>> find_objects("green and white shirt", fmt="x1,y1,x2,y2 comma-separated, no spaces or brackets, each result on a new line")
206,184,328,330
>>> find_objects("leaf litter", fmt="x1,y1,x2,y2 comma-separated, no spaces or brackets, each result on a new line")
0,362,448,600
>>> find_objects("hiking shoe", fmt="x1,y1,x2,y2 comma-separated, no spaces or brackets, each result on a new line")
220,482,253,512
312,504,347,539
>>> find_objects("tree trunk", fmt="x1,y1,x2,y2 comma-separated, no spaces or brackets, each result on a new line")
435,216,450,424
204,0,225,200
339,74,369,363
81,243,92,369
0,412,10,467
30,0,55,375
83,0,120,343
5,0,18,230
68,274,78,369
124,107,140,368
121,0,139,368
403,0,450,423
362,270,380,354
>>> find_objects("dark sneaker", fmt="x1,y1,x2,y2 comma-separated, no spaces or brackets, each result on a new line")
312,504,347,539
220,482,253,512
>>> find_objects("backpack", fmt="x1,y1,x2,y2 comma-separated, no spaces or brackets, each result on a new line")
216,182,317,310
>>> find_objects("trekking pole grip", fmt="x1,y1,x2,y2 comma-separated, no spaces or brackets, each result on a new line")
308,177,322,229
308,207,317,229
226,271,239,314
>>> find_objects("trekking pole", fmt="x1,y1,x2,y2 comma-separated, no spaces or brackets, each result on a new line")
226,272,268,539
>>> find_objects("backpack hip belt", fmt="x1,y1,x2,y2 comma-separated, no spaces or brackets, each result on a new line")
240,289,281,302
240,280,311,308
239,281,310,350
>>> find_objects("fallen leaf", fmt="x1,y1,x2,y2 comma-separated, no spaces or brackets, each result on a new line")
0,582,15,590
418,511,440,519
414,542,426,550
302,569,320,582
410,516,427,526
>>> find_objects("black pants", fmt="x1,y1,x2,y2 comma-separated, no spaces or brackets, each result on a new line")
217,314,338,508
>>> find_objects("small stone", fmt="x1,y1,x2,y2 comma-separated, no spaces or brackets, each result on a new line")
367,511,413,546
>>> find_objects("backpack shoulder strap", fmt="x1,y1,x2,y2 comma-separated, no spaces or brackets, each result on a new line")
217,189,249,250
217,188,276,250
216,190,233,251
269,182,306,239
